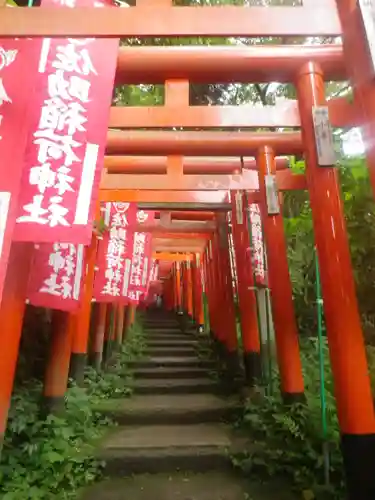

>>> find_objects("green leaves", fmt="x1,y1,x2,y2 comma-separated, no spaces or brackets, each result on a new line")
232,341,346,499
283,157,375,338
0,319,146,499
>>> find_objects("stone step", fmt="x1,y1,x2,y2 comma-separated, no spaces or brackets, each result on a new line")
144,334,194,342
143,326,181,331
144,319,179,322
144,329,185,336
143,322,181,327
133,366,208,380
99,424,247,476
132,378,219,395
143,347,197,358
147,330,197,337
130,357,216,370
143,319,180,327
146,339,199,348
83,472,297,500
98,394,240,425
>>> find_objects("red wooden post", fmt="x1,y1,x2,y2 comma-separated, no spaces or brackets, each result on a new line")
102,303,114,367
130,305,136,327
115,306,125,347
43,311,75,413
203,247,216,338
296,62,375,499
257,146,305,403
69,237,98,385
231,192,262,386
91,303,107,371
165,276,174,311
181,261,187,314
124,304,136,338
0,243,32,455
210,235,225,346
185,259,194,321
192,253,204,329
215,218,240,378
175,262,182,313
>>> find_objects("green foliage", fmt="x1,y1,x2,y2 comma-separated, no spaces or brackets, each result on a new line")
0,384,106,500
283,157,375,339
0,321,145,500
232,339,345,500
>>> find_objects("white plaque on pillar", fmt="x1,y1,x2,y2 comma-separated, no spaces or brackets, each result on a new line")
208,240,213,260
312,106,336,166
265,174,280,215
160,211,171,227
359,0,375,75
235,191,244,225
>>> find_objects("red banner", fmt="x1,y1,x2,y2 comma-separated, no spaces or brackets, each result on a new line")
149,258,159,283
13,0,119,245
93,202,137,303
26,242,85,311
248,203,267,287
0,39,42,302
127,211,155,304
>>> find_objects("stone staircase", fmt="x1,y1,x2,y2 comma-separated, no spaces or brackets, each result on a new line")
98,311,243,476
83,311,295,499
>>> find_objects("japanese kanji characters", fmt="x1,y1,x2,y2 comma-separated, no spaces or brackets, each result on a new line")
17,38,97,230
102,205,129,296
249,204,266,285
127,214,154,304
26,242,85,312
93,202,137,302
129,232,146,287
13,0,120,245
40,243,82,299
149,259,159,283
93,207,154,304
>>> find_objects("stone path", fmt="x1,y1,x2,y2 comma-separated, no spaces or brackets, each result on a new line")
82,311,296,500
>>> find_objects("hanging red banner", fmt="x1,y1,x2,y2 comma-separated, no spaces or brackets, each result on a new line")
13,0,119,245
93,202,137,303
0,39,42,302
127,211,155,304
149,258,159,283
26,242,85,311
144,258,158,298
248,203,267,287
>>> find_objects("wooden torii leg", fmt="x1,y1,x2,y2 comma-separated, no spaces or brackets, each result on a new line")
90,303,107,371
0,243,32,456
257,146,305,404
43,311,75,414
69,237,98,385
297,62,375,499
231,192,262,387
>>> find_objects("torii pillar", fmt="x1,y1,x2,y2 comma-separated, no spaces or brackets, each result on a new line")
297,62,375,500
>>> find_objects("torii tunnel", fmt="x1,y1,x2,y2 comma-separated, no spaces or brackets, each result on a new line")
1,0,375,498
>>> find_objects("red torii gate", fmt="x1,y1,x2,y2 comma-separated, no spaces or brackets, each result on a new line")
0,1,375,498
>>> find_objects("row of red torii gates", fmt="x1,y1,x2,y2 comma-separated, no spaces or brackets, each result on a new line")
1,0,375,499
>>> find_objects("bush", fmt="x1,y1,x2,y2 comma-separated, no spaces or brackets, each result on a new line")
0,320,145,500
232,338,346,500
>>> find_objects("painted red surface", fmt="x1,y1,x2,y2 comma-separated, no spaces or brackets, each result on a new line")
13,0,119,244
